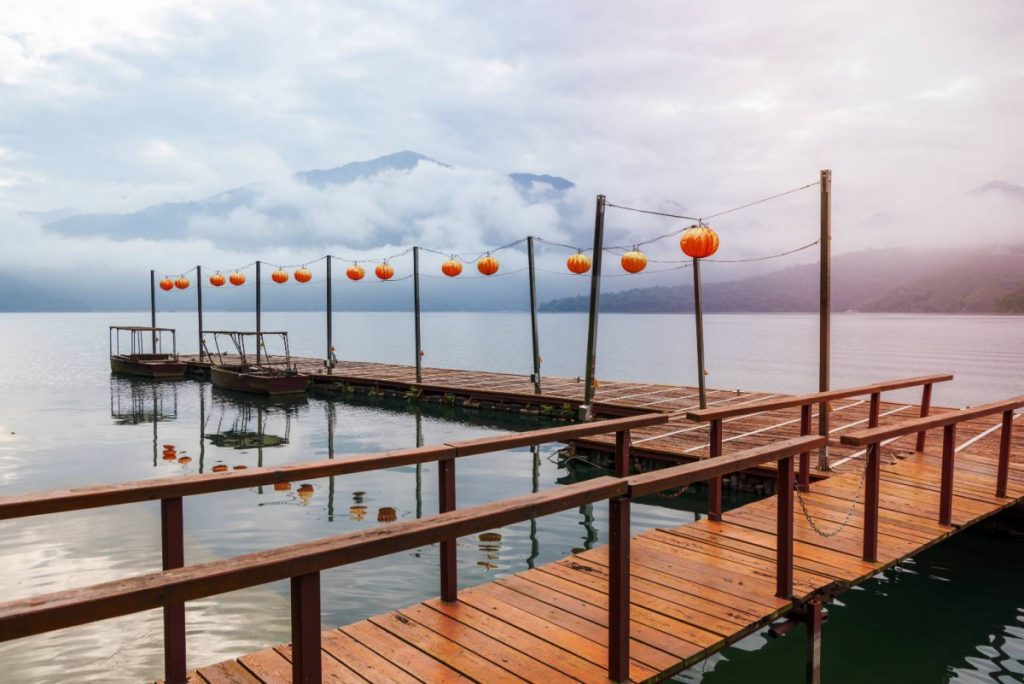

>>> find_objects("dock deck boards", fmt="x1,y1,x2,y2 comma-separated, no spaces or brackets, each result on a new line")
177,359,1023,683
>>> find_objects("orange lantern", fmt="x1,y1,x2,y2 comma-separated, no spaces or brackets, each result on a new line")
567,251,591,274
294,267,312,283
377,506,397,523
441,257,463,277
680,224,720,258
297,483,314,505
273,482,291,492
212,464,228,472
477,254,499,276
229,272,246,286
621,249,647,274
177,456,192,465
271,268,289,284
346,264,365,281
375,262,394,280
209,272,226,287
174,277,190,290
159,278,174,291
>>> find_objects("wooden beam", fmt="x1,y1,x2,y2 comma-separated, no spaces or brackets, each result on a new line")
841,396,1024,446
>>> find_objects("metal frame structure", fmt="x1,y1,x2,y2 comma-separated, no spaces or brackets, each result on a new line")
109,326,178,360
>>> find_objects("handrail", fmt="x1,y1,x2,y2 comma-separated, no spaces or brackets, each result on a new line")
0,413,667,520
686,373,952,422
839,396,1024,446
0,411,666,684
837,396,1023,563
683,373,952,509
0,433,824,684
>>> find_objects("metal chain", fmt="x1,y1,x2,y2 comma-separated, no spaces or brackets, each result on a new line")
794,455,870,538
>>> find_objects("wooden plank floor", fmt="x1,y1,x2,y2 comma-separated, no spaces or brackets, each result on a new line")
181,360,1024,682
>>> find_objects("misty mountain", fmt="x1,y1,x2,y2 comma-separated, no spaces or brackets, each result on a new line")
540,246,1024,314
0,275,90,312
972,180,1024,202
40,151,576,245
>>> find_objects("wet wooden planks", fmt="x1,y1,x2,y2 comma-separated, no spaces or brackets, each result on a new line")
190,434,1024,683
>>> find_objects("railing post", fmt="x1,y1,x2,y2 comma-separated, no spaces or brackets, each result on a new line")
160,497,186,684
868,392,881,428
439,457,457,601
997,410,1014,498
798,404,812,492
776,455,794,599
915,383,933,451
708,419,723,521
291,572,321,684
862,442,880,562
608,429,631,682
805,599,824,684
939,423,956,526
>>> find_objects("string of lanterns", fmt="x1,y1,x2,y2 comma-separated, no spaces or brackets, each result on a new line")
156,223,721,291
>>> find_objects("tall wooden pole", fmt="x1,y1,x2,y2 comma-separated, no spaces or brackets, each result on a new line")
149,269,157,351
693,257,707,409
413,246,423,383
818,170,832,471
196,265,204,360
527,236,542,394
582,195,606,421
255,260,262,366
326,255,333,369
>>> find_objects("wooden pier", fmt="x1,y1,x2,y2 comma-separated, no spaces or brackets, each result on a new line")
1,363,1022,684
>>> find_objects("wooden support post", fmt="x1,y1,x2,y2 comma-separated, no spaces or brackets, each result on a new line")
997,409,1014,498
160,497,186,684
916,383,933,451
196,265,203,361
150,269,157,351
290,572,321,684
776,455,794,599
255,260,262,366
693,256,708,409
413,246,423,384
818,169,832,472
805,599,823,684
582,195,606,420
608,495,630,681
326,255,333,369
527,236,542,394
939,423,956,526
439,457,457,601
708,418,723,521
798,403,812,492
862,442,880,562
868,392,881,428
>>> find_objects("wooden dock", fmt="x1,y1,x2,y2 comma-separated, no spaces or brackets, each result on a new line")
188,420,1024,684
1,361,1022,684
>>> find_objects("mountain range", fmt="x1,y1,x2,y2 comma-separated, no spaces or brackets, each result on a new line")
541,245,1024,314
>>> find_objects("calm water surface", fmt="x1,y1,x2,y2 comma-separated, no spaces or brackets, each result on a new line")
0,312,1022,682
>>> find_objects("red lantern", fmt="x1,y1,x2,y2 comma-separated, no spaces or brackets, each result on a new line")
271,268,289,284
174,277,190,290
229,272,246,286
159,278,174,291
477,254,499,276
375,262,394,280
621,249,647,274
294,267,312,283
680,225,720,258
346,264,365,281
441,257,463,277
209,272,226,287
567,252,591,274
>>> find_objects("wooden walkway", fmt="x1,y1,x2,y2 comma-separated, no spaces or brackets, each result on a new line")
171,360,1024,683
190,438,1024,683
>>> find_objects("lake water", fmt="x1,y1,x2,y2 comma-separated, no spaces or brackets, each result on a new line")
0,311,1023,682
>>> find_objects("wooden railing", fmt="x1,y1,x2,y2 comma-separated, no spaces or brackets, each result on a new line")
685,374,953,519
0,412,825,683
840,395,1024,562
0,413,664,684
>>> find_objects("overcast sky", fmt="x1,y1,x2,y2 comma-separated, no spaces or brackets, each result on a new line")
1,0,1022,280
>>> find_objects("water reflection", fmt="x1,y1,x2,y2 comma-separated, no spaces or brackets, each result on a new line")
109,377,179,425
